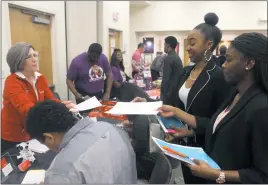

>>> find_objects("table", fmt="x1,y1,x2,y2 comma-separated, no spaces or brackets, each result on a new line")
2,149,57,184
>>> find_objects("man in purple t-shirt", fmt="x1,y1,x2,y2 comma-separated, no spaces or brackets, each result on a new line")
66,43,113,103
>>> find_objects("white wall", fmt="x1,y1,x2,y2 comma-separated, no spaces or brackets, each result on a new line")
1,1,68,100
130,1,267,60
97,1,131,75
131,1,267,32
66,1,97,100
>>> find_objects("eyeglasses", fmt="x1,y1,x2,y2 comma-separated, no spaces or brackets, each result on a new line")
26,52,39,60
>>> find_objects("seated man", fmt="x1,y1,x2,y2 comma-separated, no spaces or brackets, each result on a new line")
26,100,137,184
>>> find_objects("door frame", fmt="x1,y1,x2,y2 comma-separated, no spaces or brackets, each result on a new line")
108,28,122,60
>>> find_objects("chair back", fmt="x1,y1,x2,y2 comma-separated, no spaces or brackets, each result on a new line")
149,152,172,184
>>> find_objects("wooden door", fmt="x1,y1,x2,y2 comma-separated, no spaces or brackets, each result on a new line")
108,29,121,61
9,7,53,84
183,39,190,67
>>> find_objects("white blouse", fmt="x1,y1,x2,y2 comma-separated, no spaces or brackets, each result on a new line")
178,81,191,110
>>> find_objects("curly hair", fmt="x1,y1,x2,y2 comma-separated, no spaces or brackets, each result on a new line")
26,100,76,141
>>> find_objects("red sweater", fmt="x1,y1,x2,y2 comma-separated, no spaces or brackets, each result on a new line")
1,73,60,142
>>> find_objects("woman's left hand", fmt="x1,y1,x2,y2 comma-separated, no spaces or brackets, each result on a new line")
186,159,220,180
62,100,78,113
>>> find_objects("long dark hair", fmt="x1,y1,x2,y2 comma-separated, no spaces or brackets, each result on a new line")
110,48,125,72
231,32,268,93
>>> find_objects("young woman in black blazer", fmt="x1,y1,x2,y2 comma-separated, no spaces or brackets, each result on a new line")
134,13,232,184
159,32,268,183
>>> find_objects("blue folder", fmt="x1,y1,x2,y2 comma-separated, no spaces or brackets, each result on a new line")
152,137,221,169
157,116,185,130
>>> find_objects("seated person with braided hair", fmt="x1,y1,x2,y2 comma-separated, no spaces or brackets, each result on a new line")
26,100,137,184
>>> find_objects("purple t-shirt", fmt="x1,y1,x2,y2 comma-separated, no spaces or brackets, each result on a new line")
67,52,111,94
111,65,123,83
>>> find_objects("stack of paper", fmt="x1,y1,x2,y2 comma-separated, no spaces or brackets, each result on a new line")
75,96,102,111
152,137,221,169
28,139,49,153
105,101,163,115
21,170,46,184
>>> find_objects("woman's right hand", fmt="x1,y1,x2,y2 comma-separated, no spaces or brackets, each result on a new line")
131,97,147,102
157,105,177,118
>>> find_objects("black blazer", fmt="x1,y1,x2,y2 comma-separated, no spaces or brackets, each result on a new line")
168,60,232,147
205,85,268,184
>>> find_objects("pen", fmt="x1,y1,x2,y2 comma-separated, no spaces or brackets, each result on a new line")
162,146,195,164
162,146,186,158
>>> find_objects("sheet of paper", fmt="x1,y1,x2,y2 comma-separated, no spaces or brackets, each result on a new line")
76,96,102,111
21,170,46,184
28,139,49,153
2,163,13,177
106,101,162,115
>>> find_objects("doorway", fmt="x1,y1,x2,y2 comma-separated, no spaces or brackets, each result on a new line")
108,29,121,61
9,6,53,84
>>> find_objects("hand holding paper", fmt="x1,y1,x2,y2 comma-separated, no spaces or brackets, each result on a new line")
157,105,177,118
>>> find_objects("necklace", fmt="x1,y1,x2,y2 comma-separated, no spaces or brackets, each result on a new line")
189,69,197,81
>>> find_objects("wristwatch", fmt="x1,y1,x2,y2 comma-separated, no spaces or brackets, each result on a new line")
216,171,226,184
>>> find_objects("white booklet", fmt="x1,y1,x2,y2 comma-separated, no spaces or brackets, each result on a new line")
21,170,46,184
105,101,163,115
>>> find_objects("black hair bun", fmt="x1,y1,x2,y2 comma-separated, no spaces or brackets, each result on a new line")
204,13,219,26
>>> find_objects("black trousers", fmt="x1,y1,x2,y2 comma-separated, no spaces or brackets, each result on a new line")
150,69,160,81
1,139,20,153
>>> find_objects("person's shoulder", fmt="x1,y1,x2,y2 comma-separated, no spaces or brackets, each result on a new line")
249,90,267,109
111,65,118,71
99,53,109,63
72,52,87,63
209,63,225,79
5,73,18,83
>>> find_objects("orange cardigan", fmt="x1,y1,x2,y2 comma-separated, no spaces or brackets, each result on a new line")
1,73,60,142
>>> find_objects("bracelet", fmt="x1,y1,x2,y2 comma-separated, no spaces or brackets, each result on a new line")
216,171,226,184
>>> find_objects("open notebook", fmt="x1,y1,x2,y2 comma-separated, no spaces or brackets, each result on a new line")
152,137,221,169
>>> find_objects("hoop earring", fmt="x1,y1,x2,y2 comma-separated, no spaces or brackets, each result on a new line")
204,49,212,62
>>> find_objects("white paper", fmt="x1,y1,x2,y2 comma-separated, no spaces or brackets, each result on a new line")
2,163,13,177
106,101,162,115
76,96,102,111
21,170,46,184
28,139,49,153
